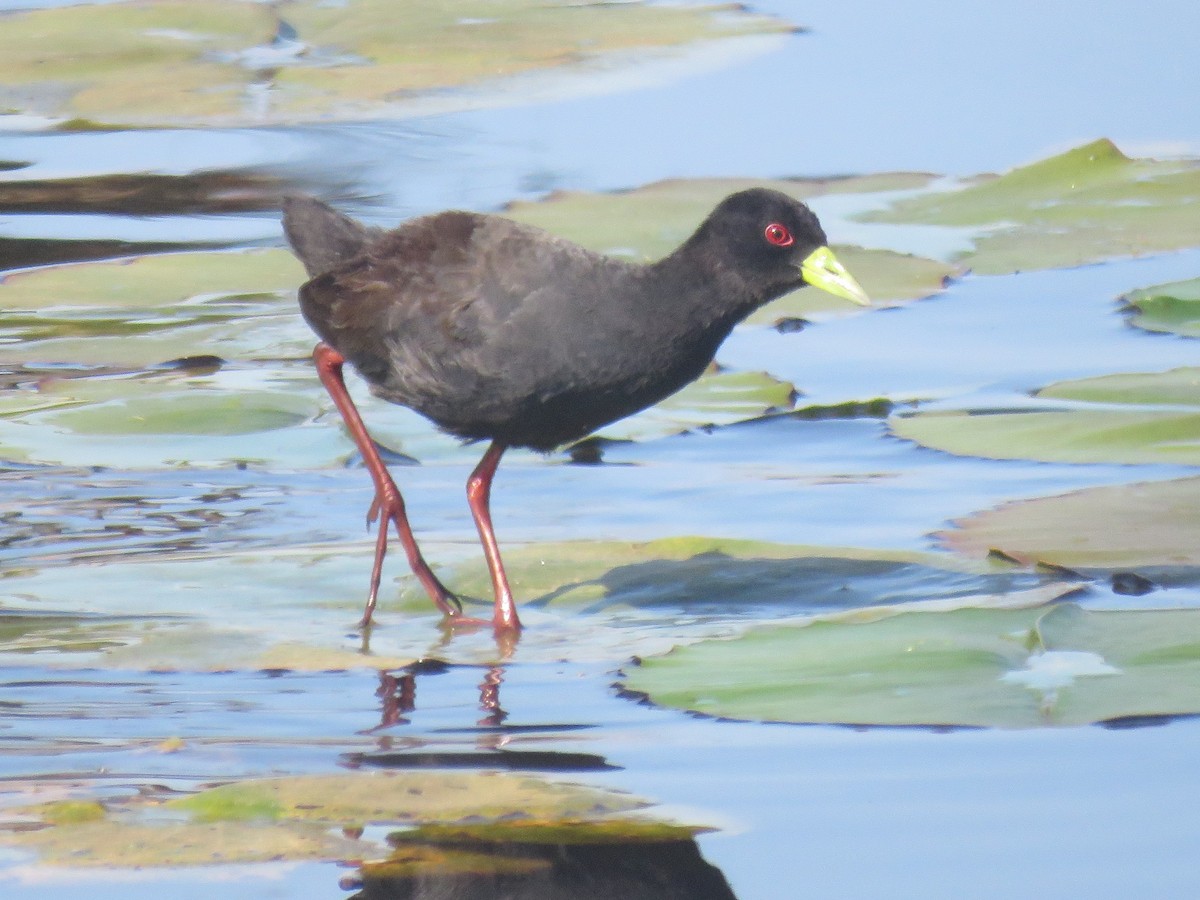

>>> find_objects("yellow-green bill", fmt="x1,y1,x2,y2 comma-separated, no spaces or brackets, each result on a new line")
800,246,871,306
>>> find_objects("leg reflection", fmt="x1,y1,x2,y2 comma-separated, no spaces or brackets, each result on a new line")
478,665,507,728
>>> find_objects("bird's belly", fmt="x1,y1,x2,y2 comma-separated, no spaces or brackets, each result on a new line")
424,361,704,451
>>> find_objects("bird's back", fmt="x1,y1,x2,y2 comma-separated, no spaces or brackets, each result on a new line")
284,198,745,450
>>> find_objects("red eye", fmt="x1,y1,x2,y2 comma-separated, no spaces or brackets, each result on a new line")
764,223,794,247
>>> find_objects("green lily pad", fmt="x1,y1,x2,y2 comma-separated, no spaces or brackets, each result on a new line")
890,367,1200,465
621,601,1200,728
892,409,1200,466
0,248,302,310
0,369,332,467
1122,277,1200,338
5,820,368,868
5,772,647,867
0,249,309,367
938,476,1200,569
861,139,1200,274
1038,366,1200,407
502,176,952,311
170,772,644,825
0,0,788,128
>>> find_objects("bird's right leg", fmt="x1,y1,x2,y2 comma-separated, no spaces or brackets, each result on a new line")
312,343,461,627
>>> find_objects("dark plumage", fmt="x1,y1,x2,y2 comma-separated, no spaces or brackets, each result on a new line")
283,189,869,634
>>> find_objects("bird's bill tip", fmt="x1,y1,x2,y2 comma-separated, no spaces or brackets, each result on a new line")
799,246,871,307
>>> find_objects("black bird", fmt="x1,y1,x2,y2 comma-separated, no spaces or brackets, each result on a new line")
283,188,869,634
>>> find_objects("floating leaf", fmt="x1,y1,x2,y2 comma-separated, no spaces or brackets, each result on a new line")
2,537,1039,670
5,820,367,867
0,0,789,128
1037,367,1200,407
0,249,302,311
1122,276,1200,338
169,772,644,826
891,367,1200,465
938,476,1200,569
0,249,308,367
862,139,1200,273
621,601,1200,728
5,772,647,867
891,408,1200,466
0,370,327,467
597,369,797,441
410,535,1038,619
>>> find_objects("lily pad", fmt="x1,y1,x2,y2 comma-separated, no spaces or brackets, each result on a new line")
5,771,647,867
0,0,789,128
861,139,1200,274
410,535,1041,620
171,771,643,825
0,369,332,468
938,476,1200,569
597,369,797,441
502,176,952,311
621,601,1200,728
1122,276,1200,338
890,367,1200,465
4,820,368,868
1,536,1045,669
0,248,308,367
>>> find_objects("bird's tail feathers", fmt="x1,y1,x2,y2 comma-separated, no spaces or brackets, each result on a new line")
282,195,378,277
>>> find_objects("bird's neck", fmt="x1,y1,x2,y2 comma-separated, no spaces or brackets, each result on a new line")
644,236,765,331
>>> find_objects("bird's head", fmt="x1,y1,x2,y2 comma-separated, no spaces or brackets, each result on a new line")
699,188,871,308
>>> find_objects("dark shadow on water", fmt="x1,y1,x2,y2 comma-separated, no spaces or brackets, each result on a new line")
349,823,737,900
530,552,1052,617
346,749,616,773
0,236,222,271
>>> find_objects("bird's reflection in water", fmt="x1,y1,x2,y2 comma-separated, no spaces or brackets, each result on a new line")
477,664,506,728
344,662,738,897
366,660,507,735
345,821,738,900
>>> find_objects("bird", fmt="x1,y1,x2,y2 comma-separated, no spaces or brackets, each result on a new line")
282,188,870,634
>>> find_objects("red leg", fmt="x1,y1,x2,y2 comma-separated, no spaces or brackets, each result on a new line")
312,343,460,626
466,441,522,632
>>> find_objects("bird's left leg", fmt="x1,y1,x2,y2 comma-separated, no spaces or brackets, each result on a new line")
312,342,461,626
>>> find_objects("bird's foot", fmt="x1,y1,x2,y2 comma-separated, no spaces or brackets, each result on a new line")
364,485,462,618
